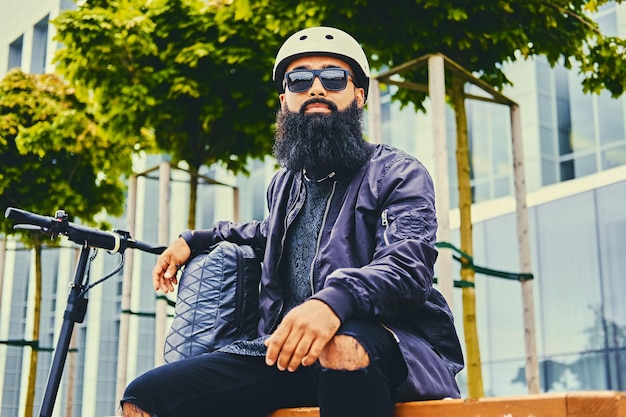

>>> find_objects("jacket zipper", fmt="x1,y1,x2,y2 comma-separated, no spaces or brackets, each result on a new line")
234,244,245,331
379,322,400,343
381,209,390,246
379,210,399,344
309,181,337,294
269,180,304,332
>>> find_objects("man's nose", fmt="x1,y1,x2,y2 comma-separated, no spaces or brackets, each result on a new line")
308,75,327,96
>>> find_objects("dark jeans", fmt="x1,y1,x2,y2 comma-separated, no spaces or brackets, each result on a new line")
122,319,407,417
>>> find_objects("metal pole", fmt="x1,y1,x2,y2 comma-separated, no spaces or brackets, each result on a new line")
0,238,5,310
428,54,454,310
155,162,171,366
39,246,91,417
367,78,382,144
116,174,137,402
510,104,540,394
233,186,240,223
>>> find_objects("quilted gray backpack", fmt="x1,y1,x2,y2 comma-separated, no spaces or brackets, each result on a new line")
163,241,261,363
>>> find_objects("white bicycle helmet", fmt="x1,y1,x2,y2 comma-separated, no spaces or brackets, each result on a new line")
273,26,370,102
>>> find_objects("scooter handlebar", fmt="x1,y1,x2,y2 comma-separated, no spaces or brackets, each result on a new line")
4,207,165,254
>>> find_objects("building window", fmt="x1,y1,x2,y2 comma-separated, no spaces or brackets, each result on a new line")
8,35,23,70
597,91,624,145
602,146,626,170
567,79,596,156
31,16,49,73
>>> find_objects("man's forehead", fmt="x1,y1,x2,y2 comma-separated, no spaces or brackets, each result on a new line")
285,56,351,72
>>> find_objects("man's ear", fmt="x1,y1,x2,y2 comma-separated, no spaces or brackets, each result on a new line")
355,88,365,108
279,93,286,108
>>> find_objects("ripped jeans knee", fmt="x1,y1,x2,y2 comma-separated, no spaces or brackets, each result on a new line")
314,320,405,417
120,401,151,417
319,334,370,370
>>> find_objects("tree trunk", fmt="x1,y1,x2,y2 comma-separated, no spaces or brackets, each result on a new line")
65,329,77,417
24,242,43,417
451,75,484,398
188,166,200,230
0,238,6,310
116,175,137,402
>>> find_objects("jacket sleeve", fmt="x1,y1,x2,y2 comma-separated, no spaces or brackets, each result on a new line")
184,170,289,258
189,220,267,256
312,154,438,322
184,176,279,257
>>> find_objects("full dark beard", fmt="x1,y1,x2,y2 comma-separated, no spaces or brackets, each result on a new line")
272,99,371,180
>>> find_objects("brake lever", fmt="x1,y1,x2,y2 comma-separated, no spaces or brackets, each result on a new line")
13,224,46,232
13,222,60,238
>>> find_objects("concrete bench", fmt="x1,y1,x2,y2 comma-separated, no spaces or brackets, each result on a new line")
269,390,626,417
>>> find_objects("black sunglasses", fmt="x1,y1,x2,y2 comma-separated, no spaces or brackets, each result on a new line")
284,68,354,93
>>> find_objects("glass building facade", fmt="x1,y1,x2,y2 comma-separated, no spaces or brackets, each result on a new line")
452,178,626,396
1,1,626,416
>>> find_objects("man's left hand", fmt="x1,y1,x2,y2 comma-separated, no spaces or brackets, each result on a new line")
264,299,341,372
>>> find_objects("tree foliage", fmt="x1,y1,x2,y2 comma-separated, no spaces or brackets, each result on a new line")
52,0,322,174
0,68,132,239
0,68,135,416
51,0,626,173
52,0,325,227
306,0,626,109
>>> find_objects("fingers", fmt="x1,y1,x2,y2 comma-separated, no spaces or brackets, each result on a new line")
152,258,180,293
265,322,329,372
264,325,289,368
265,326,295,371
152,262,165,292
151,237,191,293
285,333,315,372
265,322,310,372
301,338,326,367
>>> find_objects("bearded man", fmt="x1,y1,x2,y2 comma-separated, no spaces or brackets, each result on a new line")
121,26,464,417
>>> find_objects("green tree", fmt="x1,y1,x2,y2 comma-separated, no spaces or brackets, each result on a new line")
52,0,322,228
0,69,134,417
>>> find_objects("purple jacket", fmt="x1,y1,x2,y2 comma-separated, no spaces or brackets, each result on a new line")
192,143,464,400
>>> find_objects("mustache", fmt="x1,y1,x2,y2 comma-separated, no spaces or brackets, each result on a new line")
299,98,338,114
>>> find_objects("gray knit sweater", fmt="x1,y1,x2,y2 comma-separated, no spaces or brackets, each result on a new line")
219,175,334,356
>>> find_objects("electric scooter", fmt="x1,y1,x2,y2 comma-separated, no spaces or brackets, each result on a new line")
4,207,166,417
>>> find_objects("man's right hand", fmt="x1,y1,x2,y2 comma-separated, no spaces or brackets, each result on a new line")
152,237,191,293
264,299,341,372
